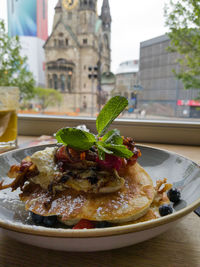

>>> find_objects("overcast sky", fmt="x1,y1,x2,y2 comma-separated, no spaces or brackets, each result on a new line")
0,0,168,72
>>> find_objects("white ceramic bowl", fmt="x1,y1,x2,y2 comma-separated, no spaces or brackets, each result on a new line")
0,145,199,251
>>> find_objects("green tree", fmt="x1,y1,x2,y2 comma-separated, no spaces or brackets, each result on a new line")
34,87,62,113
0,19,35,99
164,0,200,91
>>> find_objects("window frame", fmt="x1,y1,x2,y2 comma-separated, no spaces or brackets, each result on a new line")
18,114,200,145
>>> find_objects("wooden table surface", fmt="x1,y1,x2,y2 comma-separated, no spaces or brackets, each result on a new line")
0,136,199,267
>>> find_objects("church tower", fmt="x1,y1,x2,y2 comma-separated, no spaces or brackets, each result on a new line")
44,0,112,113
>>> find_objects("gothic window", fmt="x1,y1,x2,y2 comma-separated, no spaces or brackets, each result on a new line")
84,0,87,5
89,0,93,7
67,71,73,92
60,74,66,92
54,39,57,47
83,38,88,44
58,39,64,47
66,39,69,46
53,74,58,89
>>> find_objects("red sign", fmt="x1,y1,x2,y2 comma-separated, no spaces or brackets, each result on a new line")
177,100,200,106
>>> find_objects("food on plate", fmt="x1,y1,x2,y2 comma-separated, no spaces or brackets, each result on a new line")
0,96,176,229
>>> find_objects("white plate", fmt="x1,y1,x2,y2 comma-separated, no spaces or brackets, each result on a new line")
0,145,199,251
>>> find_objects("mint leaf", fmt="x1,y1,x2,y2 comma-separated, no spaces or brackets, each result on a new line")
96,96,128,136
97,147,105,160
103,144,133,158
102,129,123,145
97,142,113,154
97,142,113,160
55,128,96,151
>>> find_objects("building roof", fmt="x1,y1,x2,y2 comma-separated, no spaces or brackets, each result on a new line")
101,0,112,24
116,60,139,74
140,34,169,48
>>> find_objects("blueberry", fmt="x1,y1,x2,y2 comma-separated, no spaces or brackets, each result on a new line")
31,212,44,225
95,221,112,228
167,188,181,203
43,216,57,227
159,204,173,216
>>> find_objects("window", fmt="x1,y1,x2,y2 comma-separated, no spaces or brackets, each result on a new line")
60,74,66,92
53,74,58,89
89,0,93,7
58,40,64,47
67,72,72,92
1,0,199,145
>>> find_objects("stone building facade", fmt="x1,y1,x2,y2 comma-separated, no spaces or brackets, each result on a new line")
139,35,199,117
44,0,111,113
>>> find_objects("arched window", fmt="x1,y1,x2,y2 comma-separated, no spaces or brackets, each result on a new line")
58,40,64,47
60,74,66,92
53,74,58,89
67,71,72,92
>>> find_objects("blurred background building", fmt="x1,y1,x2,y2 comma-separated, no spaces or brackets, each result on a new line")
138,35,200,118
112,60,141,112
7,0,48,87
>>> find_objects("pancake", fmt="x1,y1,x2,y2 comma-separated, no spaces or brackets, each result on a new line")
20,162,155,224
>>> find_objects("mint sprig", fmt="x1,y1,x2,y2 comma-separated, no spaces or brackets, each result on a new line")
96,96,128,136
55,96,133,159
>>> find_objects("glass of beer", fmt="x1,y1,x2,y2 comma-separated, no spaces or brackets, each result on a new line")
0,87,19,152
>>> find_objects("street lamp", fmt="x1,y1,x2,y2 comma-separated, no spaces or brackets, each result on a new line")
88,66,98,116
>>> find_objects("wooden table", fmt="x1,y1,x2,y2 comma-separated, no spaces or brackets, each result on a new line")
0,136,199,267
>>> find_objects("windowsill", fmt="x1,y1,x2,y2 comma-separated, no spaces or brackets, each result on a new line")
18,114,200,145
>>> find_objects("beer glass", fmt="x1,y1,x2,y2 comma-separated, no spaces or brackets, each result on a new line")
0,87,19,151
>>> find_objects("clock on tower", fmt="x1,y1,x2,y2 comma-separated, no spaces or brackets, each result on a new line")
62,0,78,10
